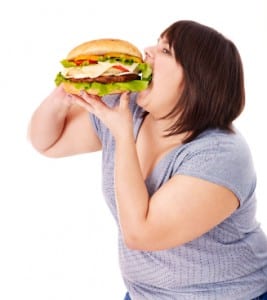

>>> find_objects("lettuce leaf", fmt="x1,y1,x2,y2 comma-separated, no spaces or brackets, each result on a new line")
55,73,150,96
137,63,152,80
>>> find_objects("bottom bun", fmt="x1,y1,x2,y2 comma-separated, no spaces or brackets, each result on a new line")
62,82,123,96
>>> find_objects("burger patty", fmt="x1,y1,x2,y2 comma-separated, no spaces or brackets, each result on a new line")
69,73,140,84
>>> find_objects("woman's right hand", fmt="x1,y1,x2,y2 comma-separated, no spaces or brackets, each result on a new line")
48,84,75,109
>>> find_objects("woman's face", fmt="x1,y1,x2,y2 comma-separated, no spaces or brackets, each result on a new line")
137,37,184,119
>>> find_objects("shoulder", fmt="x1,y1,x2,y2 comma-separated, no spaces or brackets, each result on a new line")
193,127,248,148
183,128,252,163
174,128,256,205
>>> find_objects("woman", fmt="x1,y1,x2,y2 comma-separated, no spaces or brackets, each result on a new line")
29,21,267,299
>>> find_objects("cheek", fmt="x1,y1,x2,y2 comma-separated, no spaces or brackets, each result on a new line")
154,60,183,87
166,68,184,99
137,61,184,115
155,71,183,98
153,75,184,114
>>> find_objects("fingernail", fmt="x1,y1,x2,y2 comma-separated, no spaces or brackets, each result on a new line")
123,91,130,97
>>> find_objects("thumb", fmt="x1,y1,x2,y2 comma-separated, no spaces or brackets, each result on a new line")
119,92,130,110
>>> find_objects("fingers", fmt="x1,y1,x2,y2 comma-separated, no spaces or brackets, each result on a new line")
119,92,130,110
79,91,107,114
72,95,94,112
71,91,110,119
70,90,130,120
80,91,102,102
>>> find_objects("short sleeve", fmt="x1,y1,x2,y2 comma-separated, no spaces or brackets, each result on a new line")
173,132,256,206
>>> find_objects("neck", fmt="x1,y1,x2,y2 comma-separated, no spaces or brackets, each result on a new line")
145,113,186,143
146,113,172,134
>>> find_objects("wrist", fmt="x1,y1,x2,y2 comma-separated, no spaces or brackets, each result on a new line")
48,87,73,115
114,127,135,143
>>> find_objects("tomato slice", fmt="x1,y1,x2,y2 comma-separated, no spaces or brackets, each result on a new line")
113,65,129,72
88,60,97,64
74,59,97,66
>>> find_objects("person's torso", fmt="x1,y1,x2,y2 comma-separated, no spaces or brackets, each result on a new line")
90,93,267,299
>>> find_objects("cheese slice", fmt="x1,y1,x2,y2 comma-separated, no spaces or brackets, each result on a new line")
62,62,138,79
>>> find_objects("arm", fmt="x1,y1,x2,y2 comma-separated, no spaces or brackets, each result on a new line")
116,144,239,251
28,85,102,157
75,92,239,251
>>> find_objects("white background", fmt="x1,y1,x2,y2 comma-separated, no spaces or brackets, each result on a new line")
0,0,266,299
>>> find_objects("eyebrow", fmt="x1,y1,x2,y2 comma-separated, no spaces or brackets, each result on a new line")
157,37,169,45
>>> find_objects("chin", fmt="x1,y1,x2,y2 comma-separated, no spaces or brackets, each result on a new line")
136,85,152,109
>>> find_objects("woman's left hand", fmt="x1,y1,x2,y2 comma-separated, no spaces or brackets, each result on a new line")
71,91,134,140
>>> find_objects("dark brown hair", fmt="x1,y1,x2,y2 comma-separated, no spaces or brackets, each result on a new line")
160,20,245,143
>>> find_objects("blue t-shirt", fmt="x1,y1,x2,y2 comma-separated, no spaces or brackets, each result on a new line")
90,93,267,300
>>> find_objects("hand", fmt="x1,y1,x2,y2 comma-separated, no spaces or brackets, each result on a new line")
71,91,134,140
50,84,75,108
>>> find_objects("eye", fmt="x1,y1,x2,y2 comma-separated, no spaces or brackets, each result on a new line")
156,37,171,54
162,47,171,54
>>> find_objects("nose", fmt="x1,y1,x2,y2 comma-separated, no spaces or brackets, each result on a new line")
144,46,154,63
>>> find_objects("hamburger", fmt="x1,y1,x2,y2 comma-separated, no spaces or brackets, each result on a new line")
55,38,152,96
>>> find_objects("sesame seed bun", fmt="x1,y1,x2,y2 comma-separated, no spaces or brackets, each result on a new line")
66,38,142,60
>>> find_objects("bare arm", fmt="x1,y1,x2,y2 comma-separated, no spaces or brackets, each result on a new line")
116,147,239,251
28,85,101,157
73,92,239,251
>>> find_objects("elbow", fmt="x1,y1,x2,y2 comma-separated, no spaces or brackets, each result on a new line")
122,227,183,251
121,222,147,250
28,137,59,158
27,128,49,157
35,148,58,158
28,137,51,157
120,219,157,251
124,234,142,251
27,132,60,158
123,229,153,251
31,145,56,158
27,125,54,158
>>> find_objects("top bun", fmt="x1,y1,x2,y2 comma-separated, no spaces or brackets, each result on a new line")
66,38,143,60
